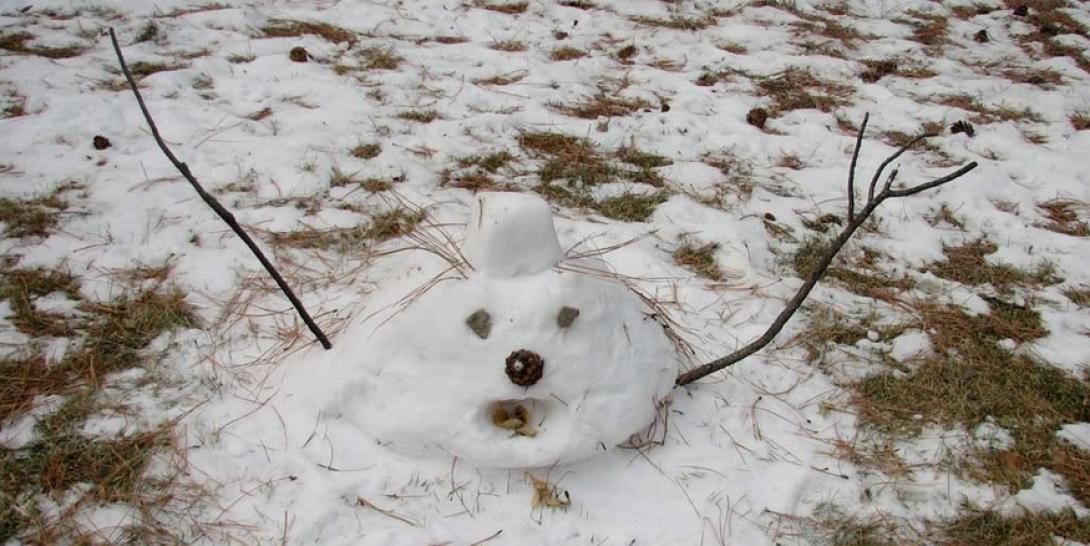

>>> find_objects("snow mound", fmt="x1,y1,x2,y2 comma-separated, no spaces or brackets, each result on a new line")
331,193,678,467
462,192,563,277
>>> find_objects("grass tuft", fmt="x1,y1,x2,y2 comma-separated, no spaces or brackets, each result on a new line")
350,142,382,159
1064,285,1090,307
1004,67,1064,88
359,46,403,70
928,239,1061,291
941,507,1090,546
458,151,514,173
63,288,198,384
551,93,650,119
519,131,614,186
631,14,716,30
135,21,159,43
0,268,81,338
549,46,586,61
594,192,666,222
756,67,853,116
905,10,948,51
271,209,423,249
1035,198,1088,237
781,503,903,546
0,32,86,59
490,39,527,51
792,238,916,301
673,242,722,280
396,109,441,123
261,19,357,45
476,0,529,14
1071,110,1090,130
127,60,189,78
617,146,672,169
226,52,256,63
0,194,68,238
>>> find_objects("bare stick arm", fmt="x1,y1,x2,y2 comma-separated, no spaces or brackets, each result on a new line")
866,134,929,203
675,118,977,387
888,163,978,198
108,28,333,350
846,114,869,221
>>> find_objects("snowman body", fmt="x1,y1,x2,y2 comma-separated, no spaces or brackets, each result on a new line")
337,193,678,467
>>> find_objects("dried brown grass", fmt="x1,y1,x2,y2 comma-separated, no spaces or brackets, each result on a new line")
1035,198,1089,236
756,67,853,116
261,19,358,45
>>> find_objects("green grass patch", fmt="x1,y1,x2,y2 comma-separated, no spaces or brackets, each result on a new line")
849,293,1090,502
594,192,667,222
928,239,1061,292
457,151,514,173
673,242,722,280
0,273,197,543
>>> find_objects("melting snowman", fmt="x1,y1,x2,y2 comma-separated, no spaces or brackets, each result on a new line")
335,192,679,467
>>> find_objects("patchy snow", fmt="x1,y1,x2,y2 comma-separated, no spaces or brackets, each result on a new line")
1060,423,1090,451
1011,470,1090,516
0,395,61,449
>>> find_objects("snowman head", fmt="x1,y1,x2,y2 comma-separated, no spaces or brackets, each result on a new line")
336,192,678,467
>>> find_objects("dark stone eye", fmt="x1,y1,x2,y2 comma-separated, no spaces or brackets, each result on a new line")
466,309,491,339
556,306,580,328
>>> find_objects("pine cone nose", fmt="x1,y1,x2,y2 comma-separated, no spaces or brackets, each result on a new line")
505,349,544,386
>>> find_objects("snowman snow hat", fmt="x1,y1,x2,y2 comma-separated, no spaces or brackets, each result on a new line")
338,192,679,467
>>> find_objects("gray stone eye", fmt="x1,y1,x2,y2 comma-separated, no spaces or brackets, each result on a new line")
466,309,491,339
556,306,580,328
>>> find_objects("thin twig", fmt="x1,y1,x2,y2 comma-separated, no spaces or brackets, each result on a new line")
468,529,503,546
355,497,421,527
108,28,331,349
675,115,977,386
846,113,868,221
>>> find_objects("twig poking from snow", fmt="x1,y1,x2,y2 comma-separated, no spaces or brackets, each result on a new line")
468,529,503,546
355,497,421,527
675,113,978,387
107,28,332,350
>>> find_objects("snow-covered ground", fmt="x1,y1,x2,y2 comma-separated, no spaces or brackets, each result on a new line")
2,0,1090,543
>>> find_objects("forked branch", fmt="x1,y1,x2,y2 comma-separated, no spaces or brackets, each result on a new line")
108,28,332,350
675,114,977,386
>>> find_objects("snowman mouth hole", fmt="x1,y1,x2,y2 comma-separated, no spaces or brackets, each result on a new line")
487,398,549,438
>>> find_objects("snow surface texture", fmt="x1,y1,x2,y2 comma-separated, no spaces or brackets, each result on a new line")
3,0,1090,544
327,192,677,466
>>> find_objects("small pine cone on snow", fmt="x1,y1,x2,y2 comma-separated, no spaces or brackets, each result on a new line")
505,349,544,386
